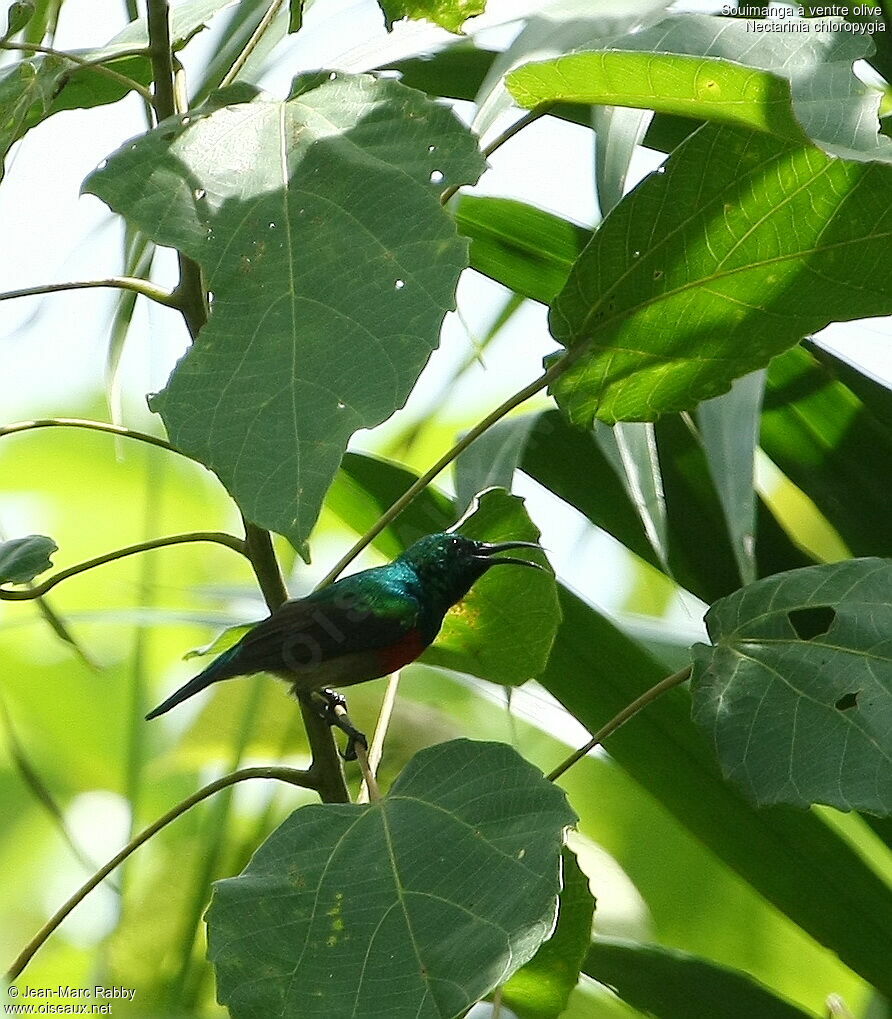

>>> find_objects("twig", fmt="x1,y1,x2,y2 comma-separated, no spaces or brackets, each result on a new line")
547,666,693,782
0,277,179,308
0,417,180,455
440,106,553,205
0,40,153,104
219,0,285,89
357,672,400,805
5,766,318,982
317,357,565,587
0,532,248,601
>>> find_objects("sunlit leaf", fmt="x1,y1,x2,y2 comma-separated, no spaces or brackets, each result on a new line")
0,535,57,585
583,937,813,1018
208,739,575,1019
421,489,560,686
548,124,892,424
508,13,892,160
692,558,892,814
501,846,595,1019
377,0,484,34
85,73,485,553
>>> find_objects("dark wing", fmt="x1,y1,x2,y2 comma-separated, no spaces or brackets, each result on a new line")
227,575,421,675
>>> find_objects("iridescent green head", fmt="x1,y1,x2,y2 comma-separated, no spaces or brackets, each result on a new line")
400,531,543,611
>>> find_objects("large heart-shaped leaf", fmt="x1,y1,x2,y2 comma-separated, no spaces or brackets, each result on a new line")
85,73,485,554
208,739,575,1018
548,123,892,424
0,535,57,585
691,558,892,814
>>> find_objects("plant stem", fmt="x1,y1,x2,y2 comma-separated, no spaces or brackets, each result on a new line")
0,40,154,103
317,357,564,587
0,532,247,601
219,0,285,89
0,417,180,454
546,666,693,783
357,672,400,805
0,277,179,308
4,766,318,982
440,106,553,205
146,0,176,121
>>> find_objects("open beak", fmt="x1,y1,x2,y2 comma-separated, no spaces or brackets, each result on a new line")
473,540,546,570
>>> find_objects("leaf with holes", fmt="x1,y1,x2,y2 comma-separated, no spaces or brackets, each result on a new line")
207,739,576,1019
0,535,57,585
84,72,485,555
548,123,892,424
691,558,892,814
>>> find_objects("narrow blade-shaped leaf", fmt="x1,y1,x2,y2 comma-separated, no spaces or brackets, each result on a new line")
208,739,575,1019
549,124,892,424
583,937,813,1019
691,558,892,814
85,74,485,551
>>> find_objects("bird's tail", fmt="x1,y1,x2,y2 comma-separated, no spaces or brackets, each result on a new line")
145,647,240,720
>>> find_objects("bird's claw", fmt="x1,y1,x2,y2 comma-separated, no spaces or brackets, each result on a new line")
312,689,368,762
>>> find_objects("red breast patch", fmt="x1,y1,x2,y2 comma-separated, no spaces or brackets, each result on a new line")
377,628,427,673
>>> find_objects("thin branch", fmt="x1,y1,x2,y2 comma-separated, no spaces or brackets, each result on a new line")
546,666,693,783
0,532,248,601
146,0,176,122
440,106,554,205
0,417,180,455
0,40,154,104
5,766,318,982
357,672,400,805
317,357,565,588
0,276,179,309
219,0,285,89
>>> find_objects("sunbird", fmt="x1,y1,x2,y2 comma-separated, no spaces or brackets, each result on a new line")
146,532,542,751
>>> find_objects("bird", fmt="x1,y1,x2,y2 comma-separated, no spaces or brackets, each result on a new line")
145,532,543,753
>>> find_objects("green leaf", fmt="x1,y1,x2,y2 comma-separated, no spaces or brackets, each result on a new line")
541,585,892,997
762,343,892,557
183,622,255,660
548,124,892,424
377,0,484,34
510,48,806,144
2,1,34,40
501,846,595,1019
453,415,538,513
696,371,765,586
583,937,813,1019
421,489,561,686
455,195,590,305
331,451,454,561
508,13,892,160
0,535,57,585
85,73,485,552
207,739,576,1019
691,558,892,814
287,0,304,32
0,0,236,177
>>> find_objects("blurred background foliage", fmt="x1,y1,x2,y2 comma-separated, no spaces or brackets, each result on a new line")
2,0,892,1016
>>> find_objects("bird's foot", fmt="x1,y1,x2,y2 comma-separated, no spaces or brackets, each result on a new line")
312,689,368,762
